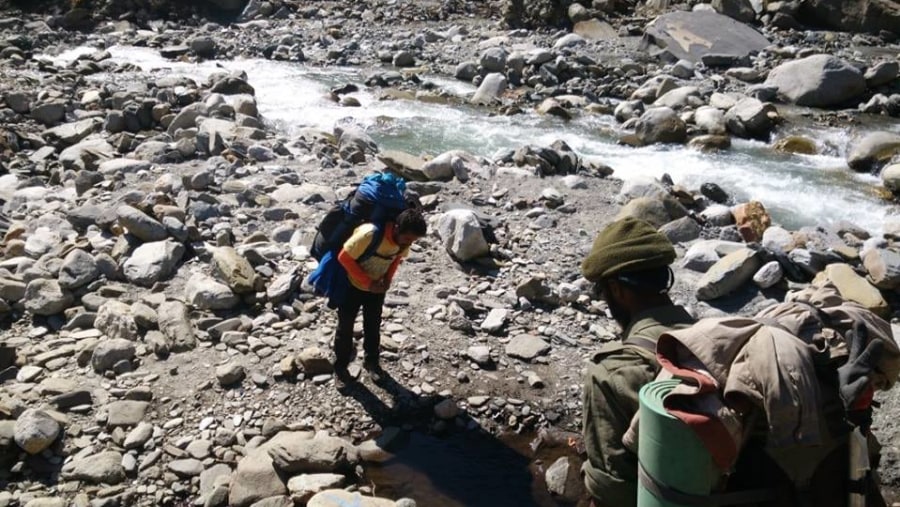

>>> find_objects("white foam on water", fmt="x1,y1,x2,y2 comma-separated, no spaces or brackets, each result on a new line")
63,45,897,233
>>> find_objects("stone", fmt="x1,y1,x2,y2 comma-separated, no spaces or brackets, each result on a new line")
58,138,115,171
297,347,333,376
216,362,245,386
437,209,490,261
725,98,777,141
287,474,346,505
61,451,125,484
117,205,168,242
42,118,100,148
696,248,762,300
392,51,415,67
505,334,550,361
123,241,184,287
712,0,756,22
306,490,394,507
865,61,899,88
616,196,687,228
230,447,288,506
480,309,508,333
24,279,73,316
883,164,900,192
186,273,239,310
694,106,726,135
480,47,508,73
796,0,900,36
471,73,507,105
91,339,136,373
753,261,783,288
635,107,686,145
98,158,152,176
23,498,64,507
761,226,795,252
773,136,817,155
466,345,493,366
653,86,701,109
862,248,900,290
815,264,889,317
0,277,26,303
641,11,769,64
545,457,570,496
659,217,701,243
58,249,99,289
212,247,259,293
31,100,66,126
847,132,900,172
124,421,153,449
422,151,463,181
169,458,205,477
14,409,60,454
765,55,866,108
574,19,618,39
268,435,352,474
455,61,478,81
201,463,232,496
95,301,139,341
377,150,427,181
732,201,771,242
158,301,196,352
191,36,217,57
106,400,149,427
434,399,460,419
553,33,586,50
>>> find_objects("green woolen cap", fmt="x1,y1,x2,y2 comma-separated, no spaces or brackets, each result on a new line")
581,217,676,281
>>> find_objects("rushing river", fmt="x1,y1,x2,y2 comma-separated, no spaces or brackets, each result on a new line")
49,45,898,234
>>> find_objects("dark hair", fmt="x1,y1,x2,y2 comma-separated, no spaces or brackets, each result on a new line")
396,208,427,236
596,266,673,296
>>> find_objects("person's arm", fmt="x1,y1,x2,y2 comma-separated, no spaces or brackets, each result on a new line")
338,249,373,290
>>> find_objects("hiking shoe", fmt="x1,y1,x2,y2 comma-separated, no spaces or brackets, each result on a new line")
363,361,386,385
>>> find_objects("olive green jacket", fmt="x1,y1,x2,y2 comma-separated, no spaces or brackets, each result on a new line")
582,305,695,507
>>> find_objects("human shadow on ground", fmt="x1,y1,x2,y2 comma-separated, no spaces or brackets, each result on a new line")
340,369,586,507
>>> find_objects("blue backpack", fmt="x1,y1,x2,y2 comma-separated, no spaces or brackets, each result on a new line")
308,172,410,307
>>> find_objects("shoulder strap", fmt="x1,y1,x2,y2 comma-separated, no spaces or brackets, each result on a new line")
358,226,384,262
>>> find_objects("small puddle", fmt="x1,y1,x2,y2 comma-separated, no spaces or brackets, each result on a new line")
364,430,589,507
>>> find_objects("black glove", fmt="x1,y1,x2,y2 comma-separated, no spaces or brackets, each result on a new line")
837,322,884,410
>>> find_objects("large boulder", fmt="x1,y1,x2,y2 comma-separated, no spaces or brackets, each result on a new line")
847,132,900,172
14,409,60,454
765,55,866,108
117,205,168,242
58,248,99,289
471,73,508,105
696,248,762,300
635,107,687,145
58,138,115,171
641,11,769,64
61,451,125,484
814,264,889,317
862,248,900,289
797,0,900,36
185,273,239,310
616,196,688,228
437,209,490,261
42,118,101,148
24,279,73,316
91,339,136,373
503,0,576,28
157,301,196,352
267,435,355,474
724,98,777,141
712,0,756,22
212,247,260,294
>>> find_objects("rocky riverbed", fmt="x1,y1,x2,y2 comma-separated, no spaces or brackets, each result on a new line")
1,0,900,506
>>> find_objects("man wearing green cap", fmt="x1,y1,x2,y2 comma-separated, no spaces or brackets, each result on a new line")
580,217,696,507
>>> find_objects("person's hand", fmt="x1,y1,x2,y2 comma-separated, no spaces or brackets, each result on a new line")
369,278,389,293
838,322,884,410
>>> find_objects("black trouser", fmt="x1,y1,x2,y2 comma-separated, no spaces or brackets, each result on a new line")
334,285,385,369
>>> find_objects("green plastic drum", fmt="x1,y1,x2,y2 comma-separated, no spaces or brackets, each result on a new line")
637,379,720,507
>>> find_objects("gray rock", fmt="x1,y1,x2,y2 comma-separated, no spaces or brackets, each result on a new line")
95,301,139,341
123,241,185,287
117,205,168,242
25,227,61,258
641,11,769,64
268,435,353,474
392,51,415,67
712,0,756,22
466,345,493,366
725,98,777,141
91,338,136,373
106,400,148,427
545,456,570,496
216,362,245,386
765,55,866,107
190,36,217,57
480,308,508,333
212,246,260,293
753,260,783,288
57,249,99,289
553,33,586,49
455,61,478,81
862,248,900,289
97,158,152,176
167,103,207,136
505,334,550,362
480,47,508,72
882,164,900,192
58,138,115,171
865,61,899,88
847,132,900,172
229,449,287,507
124,421,153,449
24,279,73,316
307,490,395,507
287,474,346,505
31,100,66,126
635,107,687,145
761,226,794,252
201,463,233,496
422,151,462,181
158,301,196,352
616,196,687,228
693,106,726,135
0,277,26,303
186,273,239,310
434,399,460,419
61,451,125,484
696,248,762,300
169,458,205,477
6,92,31,113
795,0,900,37
653,86,701,109
659,217,701,243
14,409,60,454
42,118,100,148
437,209,490,261
700,205,734,226
471,73,507,105
296,347,333,376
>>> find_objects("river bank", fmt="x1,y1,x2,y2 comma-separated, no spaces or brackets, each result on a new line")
1,1,900,506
